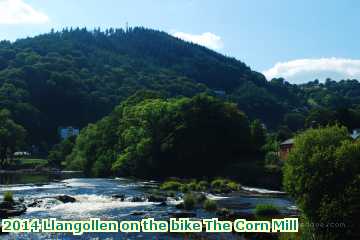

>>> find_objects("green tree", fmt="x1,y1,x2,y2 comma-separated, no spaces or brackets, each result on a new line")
48,136,76,167
283,125,360,239
67,93,253,178
0,109,26,168
305,108,336,128
4,27,360,149
157,94,251,177
277,125,292,141
283,112,305,132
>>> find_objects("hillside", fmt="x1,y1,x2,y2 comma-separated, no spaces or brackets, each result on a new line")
1,27,360,149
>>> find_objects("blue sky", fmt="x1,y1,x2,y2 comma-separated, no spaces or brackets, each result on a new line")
1,0,360,83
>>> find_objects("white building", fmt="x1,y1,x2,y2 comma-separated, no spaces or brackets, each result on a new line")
13,151,31,157
59,127,80,140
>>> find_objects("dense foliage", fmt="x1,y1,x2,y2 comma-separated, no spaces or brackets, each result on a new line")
0,109,26,168
2,27,360,151
283,126,360,239
66,93,263,177
47,136,76,167
0,26,253,150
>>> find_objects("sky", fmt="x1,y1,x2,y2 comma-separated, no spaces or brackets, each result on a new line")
1,0,360,84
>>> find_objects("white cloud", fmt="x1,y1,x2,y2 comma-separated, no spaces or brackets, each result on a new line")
263,58,360,83
0,0,49,24
172,31,224,50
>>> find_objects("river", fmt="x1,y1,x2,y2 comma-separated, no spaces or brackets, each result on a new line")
0,172,296,239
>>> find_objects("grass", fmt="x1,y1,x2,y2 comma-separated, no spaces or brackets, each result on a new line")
160,181,183,191
210,178,240,193
3,191,14,202
9,158,49,169
203,199,217,211
255,204,280,217
160,178,241,194
18,158,48,167
226,180,241,191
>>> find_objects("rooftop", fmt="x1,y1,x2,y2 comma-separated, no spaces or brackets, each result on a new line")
280,138,294,145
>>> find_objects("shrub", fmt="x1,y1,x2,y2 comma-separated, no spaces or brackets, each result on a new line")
3,191,14,202
203,199,217,211
210,178,240,193
160,180,183,191
197,180,209,191
183,193,196,210
284,126,360,239
195,193,207,203
161,178,239,194
255,204,280,217
265,151,281,165
226,181,240,191
211,178,227,189
187,181,198,191
210,178,228,193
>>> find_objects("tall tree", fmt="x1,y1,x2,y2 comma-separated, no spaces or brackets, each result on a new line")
283,126,360,239
0,109,26,168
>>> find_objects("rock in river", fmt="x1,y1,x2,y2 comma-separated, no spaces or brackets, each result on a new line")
147,194,167,202
131,196,145,202
55,195,76,203
112,194,126,201
27,199,43,208
157,201,167,207
0,200,26,218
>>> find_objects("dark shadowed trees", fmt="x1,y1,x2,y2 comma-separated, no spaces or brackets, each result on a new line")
0,109,26,168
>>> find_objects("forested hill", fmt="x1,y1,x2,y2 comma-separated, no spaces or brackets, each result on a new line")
1,27,360,149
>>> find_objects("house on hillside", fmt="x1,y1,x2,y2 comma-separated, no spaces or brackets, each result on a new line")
58,126,80,140
279,129,360,160
13,151,31,157
279,138,294,160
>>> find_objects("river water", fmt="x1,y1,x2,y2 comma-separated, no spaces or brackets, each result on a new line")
0,172,296,239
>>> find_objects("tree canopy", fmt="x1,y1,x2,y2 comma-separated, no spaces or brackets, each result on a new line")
283,125,360,239
2,27,360,151
66,93,262,178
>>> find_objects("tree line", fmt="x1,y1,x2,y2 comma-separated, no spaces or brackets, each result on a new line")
2,27,360,153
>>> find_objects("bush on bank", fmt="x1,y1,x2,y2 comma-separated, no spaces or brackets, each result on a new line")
283,125,360,239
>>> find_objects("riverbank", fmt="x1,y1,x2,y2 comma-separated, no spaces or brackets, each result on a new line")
2,158,48,170
0,169,81,174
